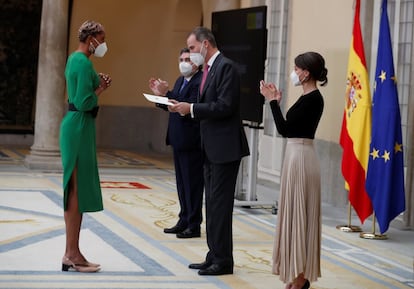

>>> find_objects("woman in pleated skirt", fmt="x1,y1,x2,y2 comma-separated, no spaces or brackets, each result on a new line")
260,51,328,289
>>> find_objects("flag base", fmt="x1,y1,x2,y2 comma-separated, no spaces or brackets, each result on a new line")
359,232,388,240
336,225,362,232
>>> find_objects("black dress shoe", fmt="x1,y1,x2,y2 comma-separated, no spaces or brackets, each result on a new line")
163,225,185,234
301,280,310,289
188,260,211,270
198,263,233,275
176,228,200,238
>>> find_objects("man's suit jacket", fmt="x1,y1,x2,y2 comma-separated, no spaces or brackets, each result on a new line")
160,70,202,151
193,53,250,163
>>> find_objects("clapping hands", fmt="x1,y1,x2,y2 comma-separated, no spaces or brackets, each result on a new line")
99,73,112,89
149,77,169,96
259,80,282,103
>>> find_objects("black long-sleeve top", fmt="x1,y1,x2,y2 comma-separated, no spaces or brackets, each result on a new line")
269,89,324,139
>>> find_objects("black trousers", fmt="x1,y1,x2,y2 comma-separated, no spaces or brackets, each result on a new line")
173,149,204,230
203,157,241,267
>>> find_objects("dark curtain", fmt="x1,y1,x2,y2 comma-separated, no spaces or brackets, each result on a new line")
0,0,42,133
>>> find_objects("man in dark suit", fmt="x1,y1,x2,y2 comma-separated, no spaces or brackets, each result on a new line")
149,48,204,239
170,27,250,275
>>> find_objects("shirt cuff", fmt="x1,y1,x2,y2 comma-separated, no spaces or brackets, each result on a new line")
190,103,194,118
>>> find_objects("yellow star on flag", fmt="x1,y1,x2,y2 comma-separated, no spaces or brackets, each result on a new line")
370,148,380,160
379,70,386,83
394,142,403,153
391,75,397,84
382,150,390,162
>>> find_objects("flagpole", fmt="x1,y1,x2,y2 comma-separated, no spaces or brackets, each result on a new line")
360,212,388,240
336,202,362,232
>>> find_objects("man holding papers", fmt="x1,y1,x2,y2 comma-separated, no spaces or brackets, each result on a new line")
169,27,249,275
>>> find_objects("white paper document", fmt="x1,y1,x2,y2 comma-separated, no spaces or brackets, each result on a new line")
143,93,173,106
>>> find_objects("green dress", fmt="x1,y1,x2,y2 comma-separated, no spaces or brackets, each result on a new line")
60,51,103,212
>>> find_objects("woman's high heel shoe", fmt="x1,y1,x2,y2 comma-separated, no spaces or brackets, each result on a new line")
62,257,100,273
77,260,100,267
86,261,100,267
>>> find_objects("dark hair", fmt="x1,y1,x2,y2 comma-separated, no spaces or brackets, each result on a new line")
180,47,190,55
190,26,217,48
295,51,328,86
78,20,104,42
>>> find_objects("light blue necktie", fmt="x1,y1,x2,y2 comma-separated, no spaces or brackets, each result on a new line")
179,79,188,93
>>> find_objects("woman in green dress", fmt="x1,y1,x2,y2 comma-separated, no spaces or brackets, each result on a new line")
60,20,111,273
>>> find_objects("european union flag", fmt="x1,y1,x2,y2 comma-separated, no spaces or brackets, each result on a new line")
365,0,405,234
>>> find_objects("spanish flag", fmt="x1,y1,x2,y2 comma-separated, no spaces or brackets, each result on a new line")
339,0,373,223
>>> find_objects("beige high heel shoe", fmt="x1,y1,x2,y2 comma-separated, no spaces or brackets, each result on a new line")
62,257,101,273
77,260,100,267
85,261,100,267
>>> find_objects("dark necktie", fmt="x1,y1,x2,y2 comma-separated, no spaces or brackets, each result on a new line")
200,65,209,93
179,79,188,93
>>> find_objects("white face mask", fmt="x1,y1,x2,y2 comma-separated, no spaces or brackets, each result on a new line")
92,38,108,57
190,53,204,67
290,70,302,86
189,42,206,66
179,62,193,77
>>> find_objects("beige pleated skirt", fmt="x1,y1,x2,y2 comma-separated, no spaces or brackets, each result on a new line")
273,138,321,283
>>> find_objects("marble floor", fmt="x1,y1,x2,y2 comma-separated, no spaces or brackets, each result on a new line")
0,147,413,289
